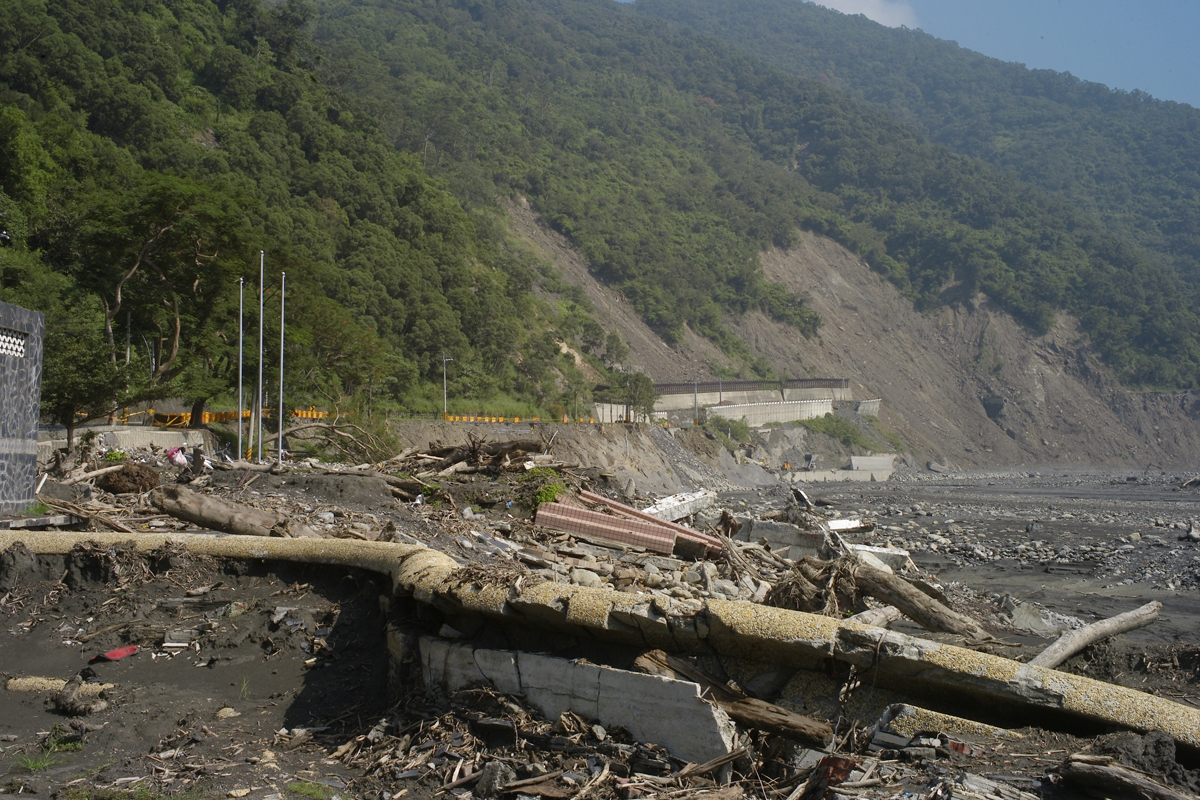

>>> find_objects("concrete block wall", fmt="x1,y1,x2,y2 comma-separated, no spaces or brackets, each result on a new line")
855,399,881,416
0,302,44,515
703,399,833,427
782,386,852,402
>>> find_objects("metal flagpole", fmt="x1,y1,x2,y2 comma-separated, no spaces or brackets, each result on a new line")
237,277,244,461
278,272,286,465
442,351,453,419
256,250,264,462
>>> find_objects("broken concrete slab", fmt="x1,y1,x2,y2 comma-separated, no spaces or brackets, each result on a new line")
827,518,874,534
733,518,823,562
847,543,912,572
420,636,736,764
579,490,721,557
535,502,676,554
642,490,717,522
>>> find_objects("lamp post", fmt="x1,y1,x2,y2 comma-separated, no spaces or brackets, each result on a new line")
256,250,264,462
277,272,286,466
442,351,453,419
237,277,244,460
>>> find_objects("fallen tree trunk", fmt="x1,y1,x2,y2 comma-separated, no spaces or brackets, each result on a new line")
793,558,990,640
65,463,128,485
851,563,991,640
150,485,319,538
1058,755,1196,800
634,649,832,747
434,439,543,471
1029,601,1161,669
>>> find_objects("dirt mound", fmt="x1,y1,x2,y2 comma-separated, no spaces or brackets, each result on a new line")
96,463,160,494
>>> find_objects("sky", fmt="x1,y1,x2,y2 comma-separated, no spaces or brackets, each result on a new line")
813,0,1200,109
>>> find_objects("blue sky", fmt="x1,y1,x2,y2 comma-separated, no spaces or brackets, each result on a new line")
813,0,1200,109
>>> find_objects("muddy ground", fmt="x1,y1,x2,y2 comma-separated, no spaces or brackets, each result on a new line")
0,543,394,799
811,471,1200,701
4,462,1200,798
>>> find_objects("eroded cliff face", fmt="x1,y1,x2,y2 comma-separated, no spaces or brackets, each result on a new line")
509,203,1200,469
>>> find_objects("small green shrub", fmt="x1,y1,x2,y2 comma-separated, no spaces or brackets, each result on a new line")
14,751,61,772
797,414,871,448
863,415,905,452
518,467,567,509
287,781,333,799
705,414,754,444
103,449,127,462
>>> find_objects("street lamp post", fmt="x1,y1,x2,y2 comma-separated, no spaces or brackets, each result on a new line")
237,277,244,460
256,250,264,462
442,352,453,419
277,272,286,466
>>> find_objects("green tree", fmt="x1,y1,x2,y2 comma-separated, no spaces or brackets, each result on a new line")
40,300,131,453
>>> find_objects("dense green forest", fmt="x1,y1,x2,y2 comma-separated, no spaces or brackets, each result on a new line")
309,0,1200,387
634,0,1200,284
0,0,627,435
5,0,1200,440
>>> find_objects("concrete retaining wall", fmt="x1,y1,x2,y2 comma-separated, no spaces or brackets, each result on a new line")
38,426,220,464
704,399,833,426
783,387,852,402
850,455,897,471
856,399,881,416
787,470,893,483
654,390,782,412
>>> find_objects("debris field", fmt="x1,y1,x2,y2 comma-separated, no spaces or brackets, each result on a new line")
2,432,1200,800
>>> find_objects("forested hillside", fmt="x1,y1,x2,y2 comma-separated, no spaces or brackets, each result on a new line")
0,0,620,431
309,0,1200,387
4,0,1200,441
633,0,1200,284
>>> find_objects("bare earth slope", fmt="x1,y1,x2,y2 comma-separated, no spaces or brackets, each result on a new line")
508,202,1200,469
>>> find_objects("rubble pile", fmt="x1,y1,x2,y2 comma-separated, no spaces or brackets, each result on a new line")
4,434,1199,799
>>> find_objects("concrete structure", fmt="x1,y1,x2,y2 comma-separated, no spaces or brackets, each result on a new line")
0,302,43,514
652,379,850,418
536,501,677,554
734,517,825,561
787,470,892,483
702,399,832,427
421,637,737,763
38,426,219,465
4,531,1200,749
855,399,881,416
849,454,897,471
641,490,716,521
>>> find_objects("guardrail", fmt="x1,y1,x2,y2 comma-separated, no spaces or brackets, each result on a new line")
152,407,330,427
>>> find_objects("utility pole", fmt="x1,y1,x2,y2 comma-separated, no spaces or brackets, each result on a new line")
693,377,699,425
442,351,453,419
237,277,244,461
256,250,264,462
277,272,286,466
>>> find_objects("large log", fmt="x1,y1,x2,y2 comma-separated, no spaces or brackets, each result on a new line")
150,485,320,538
1029,601,1161,669
435,439,543,471
795,558,990,640
1058,755,1196,800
